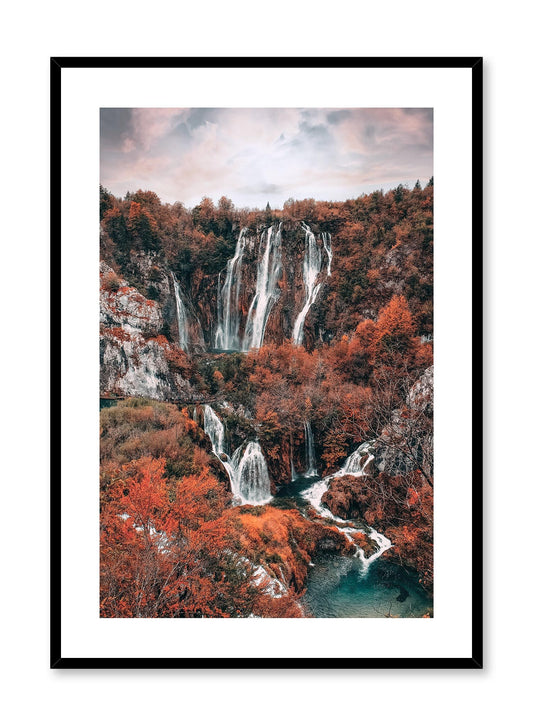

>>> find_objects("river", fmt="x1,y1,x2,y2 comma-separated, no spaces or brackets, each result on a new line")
272,474,433,618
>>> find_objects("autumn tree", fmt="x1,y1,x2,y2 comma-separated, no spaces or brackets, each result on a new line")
375,294,416,358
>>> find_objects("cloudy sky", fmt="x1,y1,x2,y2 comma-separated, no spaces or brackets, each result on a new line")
100,108,433,208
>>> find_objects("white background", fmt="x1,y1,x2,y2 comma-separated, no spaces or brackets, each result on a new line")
61,65,471,660
1,1,529,724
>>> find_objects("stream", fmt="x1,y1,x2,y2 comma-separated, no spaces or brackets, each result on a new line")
272,474,432,618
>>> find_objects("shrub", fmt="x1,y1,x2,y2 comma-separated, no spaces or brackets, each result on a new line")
102,270,121,292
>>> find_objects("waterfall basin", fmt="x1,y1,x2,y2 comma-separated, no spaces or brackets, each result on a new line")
302,553,433,618
272,473,432,618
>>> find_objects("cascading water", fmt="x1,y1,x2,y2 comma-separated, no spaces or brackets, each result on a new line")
304,420,317,477
236,441,272,505
357,529,392,574
340,440,375,476
300,440,391,573
290,434,297,481
203,404,226,456
203,404,271,505
214,228,248,350
203,404,238,494
242,223,283,351
170,272,189,352
292,222,323,345
322,231,333,276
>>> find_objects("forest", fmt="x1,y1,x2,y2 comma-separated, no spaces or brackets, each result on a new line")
99,180,434,618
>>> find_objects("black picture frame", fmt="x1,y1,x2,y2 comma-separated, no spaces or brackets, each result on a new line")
51,56,483,669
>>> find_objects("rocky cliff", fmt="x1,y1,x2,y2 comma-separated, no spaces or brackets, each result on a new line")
100,262,195,400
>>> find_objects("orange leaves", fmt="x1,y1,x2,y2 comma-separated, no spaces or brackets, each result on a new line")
377,294,415,336
102,206,123,224
120,457,167,533
100,454,235,617
321,428,350,472
202,505,336,598
101,270,121,293
407,487,420,507
128,200,142,223
355,318,377,348
172,468,229,532
374,295,416,359
366,268,380,285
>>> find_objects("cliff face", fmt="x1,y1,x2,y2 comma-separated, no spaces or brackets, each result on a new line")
374,365,434,478
99,262,194,400
191,221,332,351
99,221,335,396
101,221,332,357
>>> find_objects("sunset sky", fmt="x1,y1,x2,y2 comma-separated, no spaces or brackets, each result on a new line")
100,107,433,208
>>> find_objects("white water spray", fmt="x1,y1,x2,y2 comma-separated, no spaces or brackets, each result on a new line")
171,272,189,352
292,222,323,345
291,457,297,482
340,440,375,476
236,441,272,504
203,404,238,493
203,405,271,505
215,228,248,350
357,529,393,574
322,232,333,276
300,440,391,573
304,420,317,477
242,223,283,351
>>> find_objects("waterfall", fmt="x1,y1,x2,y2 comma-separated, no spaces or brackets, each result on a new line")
203,405,271,505
290,433,297,481
357,529,393,574
242,223,283,352
322,232,333,276
216,270,223,343
339,440,375,476
301,440,375,510
292,222,323,345
203,404,238,494
236,441,272,505
333,525,392,574
170,272,189,352
300,439,390,574
304,420,317,477
214,228,248,350
203,404,226,456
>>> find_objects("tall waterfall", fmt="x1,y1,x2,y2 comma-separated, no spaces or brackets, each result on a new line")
322,232,333,276
292,222,323,345
203,404,271,505
242,223,283,352
304,420,318,477
214,228,248,350
171,272,189,352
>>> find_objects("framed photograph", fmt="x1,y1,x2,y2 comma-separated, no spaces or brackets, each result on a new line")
51,56,482,668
